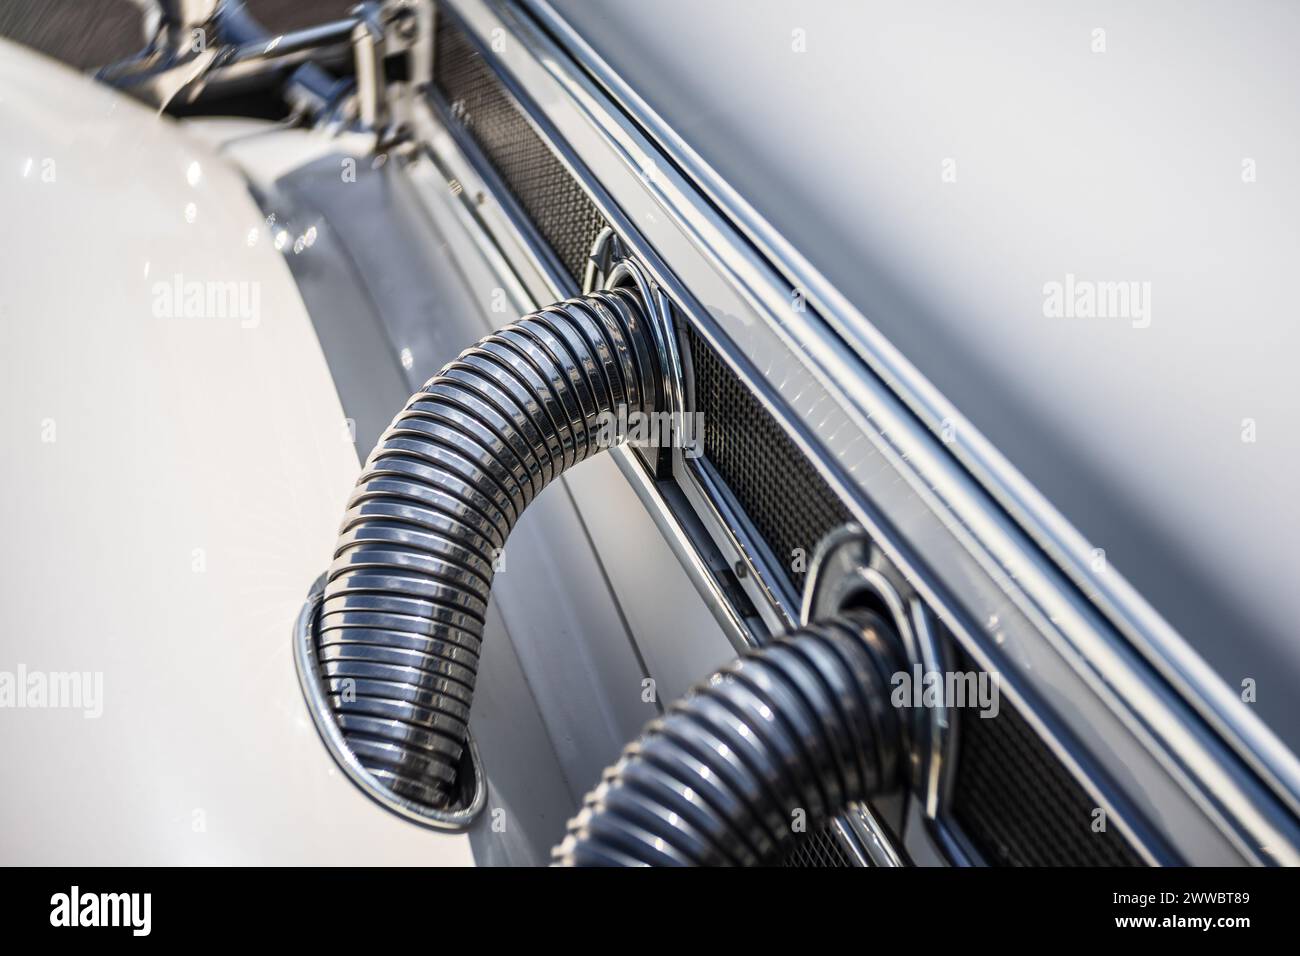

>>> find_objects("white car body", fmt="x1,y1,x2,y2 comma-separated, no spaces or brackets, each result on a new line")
0,42,472,863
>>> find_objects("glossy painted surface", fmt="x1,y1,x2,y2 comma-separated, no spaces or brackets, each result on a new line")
545,0,1300,760
0,42,473,863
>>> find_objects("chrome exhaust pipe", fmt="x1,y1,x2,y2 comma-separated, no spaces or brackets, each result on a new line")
303,290,660,824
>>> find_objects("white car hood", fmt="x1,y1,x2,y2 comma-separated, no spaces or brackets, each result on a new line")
0,41,471,864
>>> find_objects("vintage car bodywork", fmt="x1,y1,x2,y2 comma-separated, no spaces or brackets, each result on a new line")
1,0,1297,867
0,39,469,864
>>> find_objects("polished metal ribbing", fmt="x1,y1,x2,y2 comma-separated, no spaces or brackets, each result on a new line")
553,614,904,866
318,290,660,811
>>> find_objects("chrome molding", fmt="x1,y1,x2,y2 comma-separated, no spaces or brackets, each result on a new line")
840,803,908,868
675,459,797,636
586,150,825,645
605,447,765,651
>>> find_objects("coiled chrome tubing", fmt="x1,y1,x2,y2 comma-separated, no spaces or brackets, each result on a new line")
317,289,660,814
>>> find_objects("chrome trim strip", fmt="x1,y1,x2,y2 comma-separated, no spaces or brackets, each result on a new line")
515,0,1300,833
911,599,954,818
670,316,803,631
675,458,797,636
840,804,907,868
412,0,435,88
607,447,764,651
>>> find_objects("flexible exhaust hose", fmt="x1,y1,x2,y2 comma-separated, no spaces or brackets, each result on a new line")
552,613,904,866
321,290,660,810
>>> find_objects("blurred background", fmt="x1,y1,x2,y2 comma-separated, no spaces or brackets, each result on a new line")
0,0,353,71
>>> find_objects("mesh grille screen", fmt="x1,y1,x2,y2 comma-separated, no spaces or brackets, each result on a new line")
684,325,853,596
782,824,855,868
433,15,607,283
951,650,1145,866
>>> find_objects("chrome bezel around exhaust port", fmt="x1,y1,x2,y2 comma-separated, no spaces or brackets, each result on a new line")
801,524,960,865
802,524,953,819
585,227,683,442
293,576,488,831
